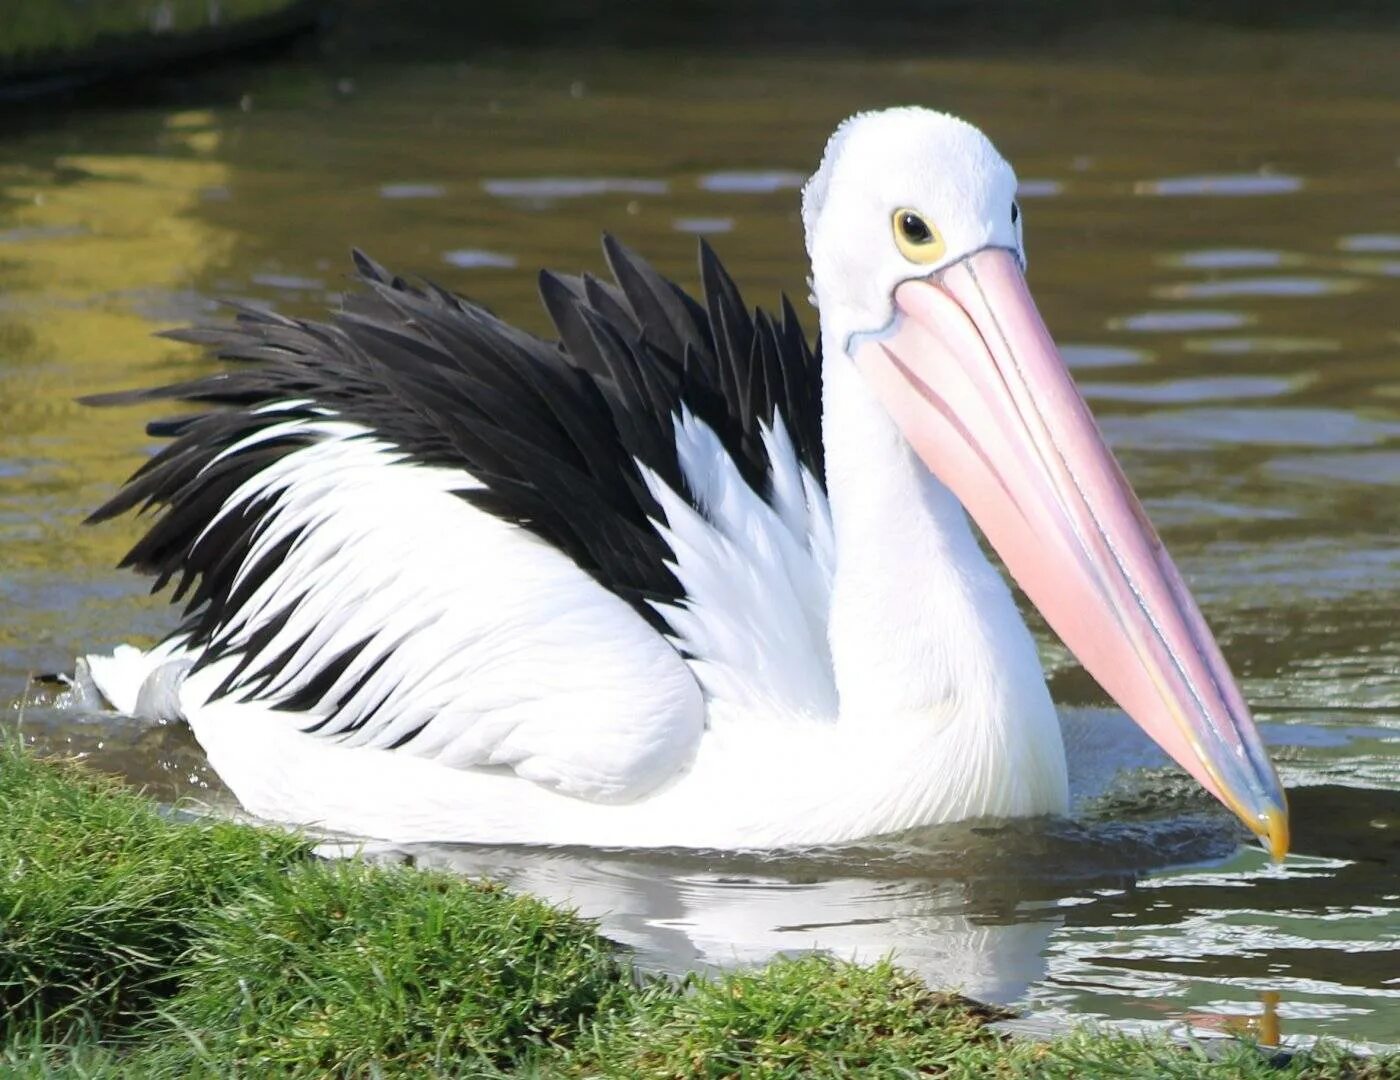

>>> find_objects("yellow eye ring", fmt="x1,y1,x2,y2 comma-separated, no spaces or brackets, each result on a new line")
892,208,946,264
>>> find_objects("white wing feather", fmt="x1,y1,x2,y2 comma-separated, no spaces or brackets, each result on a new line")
644,409,837,721
166,418,706,803
88,407,838,813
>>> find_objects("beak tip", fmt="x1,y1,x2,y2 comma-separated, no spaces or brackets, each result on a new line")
1257,798,1291,862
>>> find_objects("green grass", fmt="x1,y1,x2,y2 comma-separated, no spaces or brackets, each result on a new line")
2,735,1396,1078
0,738,309,1040
560,956,1015,1078
161,864,626,1075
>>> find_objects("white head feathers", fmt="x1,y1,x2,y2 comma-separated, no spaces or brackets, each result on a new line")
801,107,1025,348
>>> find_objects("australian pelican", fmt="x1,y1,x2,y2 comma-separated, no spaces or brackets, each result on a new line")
82,107,1289,856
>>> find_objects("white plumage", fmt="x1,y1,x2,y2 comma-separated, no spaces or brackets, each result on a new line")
87,389,1069,846
644,410,837,720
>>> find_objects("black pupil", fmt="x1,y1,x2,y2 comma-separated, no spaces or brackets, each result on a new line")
900,213,932,244
1011,203,1020,224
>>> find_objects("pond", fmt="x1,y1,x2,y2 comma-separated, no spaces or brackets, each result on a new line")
2,2,1397,1051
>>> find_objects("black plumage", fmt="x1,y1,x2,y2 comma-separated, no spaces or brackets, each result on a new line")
87,236,825,672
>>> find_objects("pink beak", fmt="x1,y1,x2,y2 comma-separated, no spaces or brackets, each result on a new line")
853,247,1289,858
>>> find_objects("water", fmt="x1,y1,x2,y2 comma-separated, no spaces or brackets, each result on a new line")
2,3,1397,1049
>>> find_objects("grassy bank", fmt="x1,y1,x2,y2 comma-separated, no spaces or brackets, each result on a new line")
1,738,1394,1078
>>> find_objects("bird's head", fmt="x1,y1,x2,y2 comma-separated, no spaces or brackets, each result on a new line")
803,107,1289,858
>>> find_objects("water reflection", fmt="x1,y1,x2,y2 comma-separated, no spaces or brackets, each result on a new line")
356,843,1060,1005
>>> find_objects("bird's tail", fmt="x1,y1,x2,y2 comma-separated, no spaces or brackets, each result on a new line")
80,638,194,720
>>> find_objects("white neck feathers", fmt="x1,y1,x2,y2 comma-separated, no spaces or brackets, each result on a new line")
819,344,1069,818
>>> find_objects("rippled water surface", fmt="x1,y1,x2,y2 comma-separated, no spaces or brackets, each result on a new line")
2,5,1397,1048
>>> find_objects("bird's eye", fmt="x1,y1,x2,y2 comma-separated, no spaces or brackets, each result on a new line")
898,212,933,244
891,208,946,264
1011,202,1020,225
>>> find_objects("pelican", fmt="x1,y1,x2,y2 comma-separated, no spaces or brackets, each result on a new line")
81,107,1289,855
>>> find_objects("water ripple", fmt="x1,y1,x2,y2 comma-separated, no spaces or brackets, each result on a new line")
697,170,804,194
1081,375,1296,405
1017,179,1064,198
1062,344,1151,369
0,224,87,244
1136,174,1304,197
1101,407,1400,451
1144,496,1297,526
379,182,447,199
1156,277,1361,300
1185,336,1341,356
1341,257,1400,278
1112,310,1252,333
1338,234,1400,253
673,216,734,235
483,177,668,198
443,249,517,269
1167,249,1289,270
250,272,324,291
1267,451,1400,487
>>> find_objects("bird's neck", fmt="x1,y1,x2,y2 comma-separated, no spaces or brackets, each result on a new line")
820,345,1062,772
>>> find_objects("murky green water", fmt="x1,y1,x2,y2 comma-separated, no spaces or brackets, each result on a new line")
2,5,1397,1049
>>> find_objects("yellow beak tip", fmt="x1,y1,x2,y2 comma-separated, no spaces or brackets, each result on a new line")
1260,803,1291,862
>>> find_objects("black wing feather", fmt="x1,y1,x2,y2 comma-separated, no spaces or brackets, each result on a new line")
90,237,824,653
